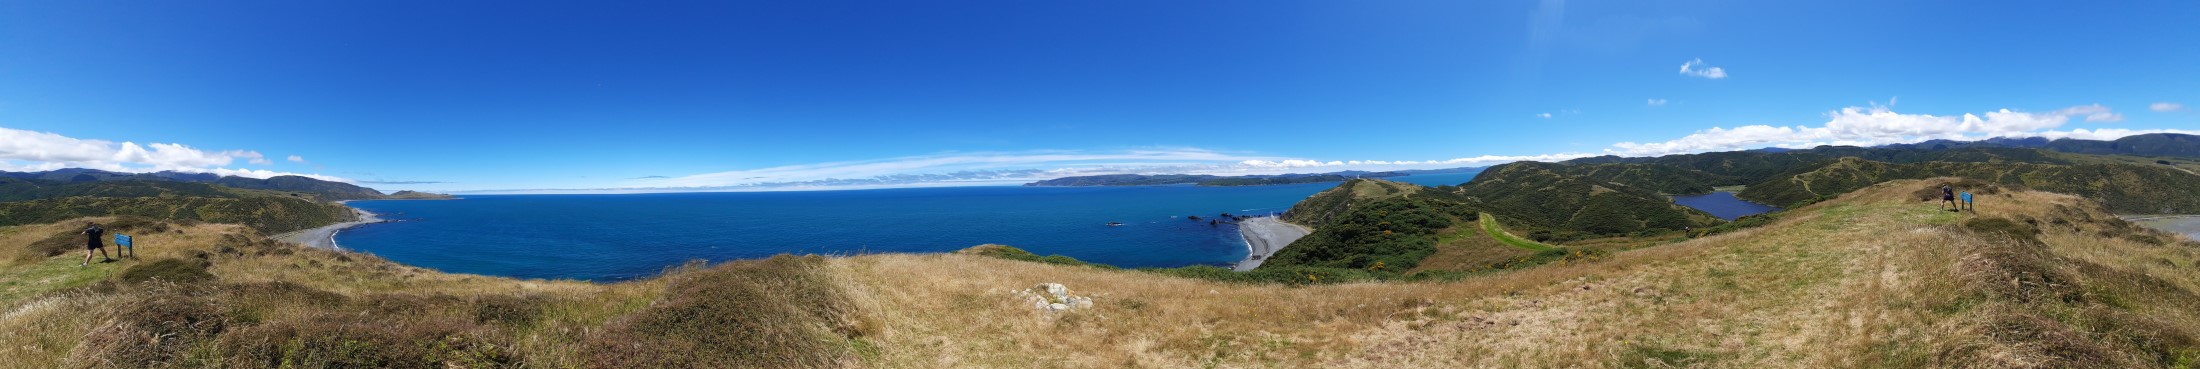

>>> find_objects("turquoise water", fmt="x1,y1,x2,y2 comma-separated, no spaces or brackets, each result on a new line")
1670,192,1779,220
340,184,1332,281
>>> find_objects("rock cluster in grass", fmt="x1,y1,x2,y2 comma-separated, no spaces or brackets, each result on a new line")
1014,283,1094,313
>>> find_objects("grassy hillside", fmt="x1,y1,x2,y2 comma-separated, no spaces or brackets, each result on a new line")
6,179,2200,367
0,179,287,202
384,190,458,200
1459,162,1720,236
214,175,388,201
1279,178,1420,229
0,196,354,234
1741,157,2200,213
2043,133,2200,157
1,169,394,201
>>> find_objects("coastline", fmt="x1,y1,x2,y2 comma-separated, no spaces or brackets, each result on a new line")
273,201,387,250
1234,216,1311,271
2129,215,2200,242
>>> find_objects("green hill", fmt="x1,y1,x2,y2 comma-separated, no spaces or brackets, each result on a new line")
1458,162,1720,235
0,169,393,201
1264,180,1465,271
1279,178,1421,229
0,179,361,234
0,179,259,201
1741,158,2200,213
214,175,387,201
2042,133,2200,157
0,195,355,234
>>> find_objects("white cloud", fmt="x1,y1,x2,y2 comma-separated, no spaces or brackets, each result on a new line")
287,155,306,163
1537,113,1554,119
1647,99,1668,107
1678,58,1727,79
1607,104,2193,156
2054,104,2122,122
0,126,347,182
616,148,1579,191
2154,102,2185,112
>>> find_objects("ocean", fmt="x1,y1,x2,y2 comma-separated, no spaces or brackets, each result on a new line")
340,184,1333,281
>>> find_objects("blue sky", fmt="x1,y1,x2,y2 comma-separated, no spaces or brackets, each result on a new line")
2,1,2195,192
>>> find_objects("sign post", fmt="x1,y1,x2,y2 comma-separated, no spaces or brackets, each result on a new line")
115,234,134,259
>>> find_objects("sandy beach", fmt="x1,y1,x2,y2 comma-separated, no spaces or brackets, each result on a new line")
273,202,384,250
1234,216,1311,271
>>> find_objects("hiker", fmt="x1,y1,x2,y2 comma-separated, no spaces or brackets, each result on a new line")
1939,184,1957,211
1960,190,1975,212
81,222,114,267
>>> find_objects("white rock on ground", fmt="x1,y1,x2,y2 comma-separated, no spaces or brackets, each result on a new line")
1018,282,1096,314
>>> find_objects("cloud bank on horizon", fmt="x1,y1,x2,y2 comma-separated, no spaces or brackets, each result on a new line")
3,101,2193,193
602,102,2194,192
0,126,345,182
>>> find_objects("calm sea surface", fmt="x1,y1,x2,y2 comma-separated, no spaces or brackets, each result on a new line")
1669,192,1779,220
2137,217,2200,242
341,184,1332,281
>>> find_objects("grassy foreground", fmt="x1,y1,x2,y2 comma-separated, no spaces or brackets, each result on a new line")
5,178,2200,367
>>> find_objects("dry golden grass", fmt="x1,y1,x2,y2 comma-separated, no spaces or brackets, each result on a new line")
830,178,2200,368
0,217,670,368
1411,226,1535,273
5,177,2199,368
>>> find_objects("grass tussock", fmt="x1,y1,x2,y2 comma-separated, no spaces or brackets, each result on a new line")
117,258,214,284
587,255,867,368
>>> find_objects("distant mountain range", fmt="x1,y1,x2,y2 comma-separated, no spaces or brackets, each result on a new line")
1873,133,2200,157
0,168,442,201
1025,168,1480,187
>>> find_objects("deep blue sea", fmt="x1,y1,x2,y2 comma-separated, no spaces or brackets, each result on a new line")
1669,192,1779,220
341,184,1335,281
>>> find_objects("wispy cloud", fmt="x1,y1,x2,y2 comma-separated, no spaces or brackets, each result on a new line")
1537,112,1554,119
0,125,348,182
1678,58,1727,79
1647,99,1668,107
287,155,307,163
599,148,1573,192
2055,104,2122,122
356,180,449,185
1607,104,2192,156
2154,102,2185,112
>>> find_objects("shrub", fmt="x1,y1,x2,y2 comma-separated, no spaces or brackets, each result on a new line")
68,283,231,367
217,314,513,369
472,294,549,327
1143,265,1384,285
585,255,867,368
118,258,215,284
959,244,1120,269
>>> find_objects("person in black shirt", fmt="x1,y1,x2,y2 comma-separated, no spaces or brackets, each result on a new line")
82,222,114,267
1944,183,1962,210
